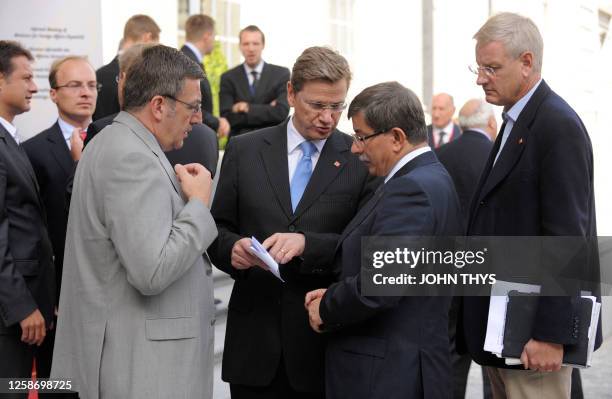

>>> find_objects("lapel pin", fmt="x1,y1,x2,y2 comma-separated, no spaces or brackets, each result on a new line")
518,138,523,145
334,161,341,168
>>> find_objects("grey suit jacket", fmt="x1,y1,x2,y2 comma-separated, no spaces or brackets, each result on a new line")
51,112,218,399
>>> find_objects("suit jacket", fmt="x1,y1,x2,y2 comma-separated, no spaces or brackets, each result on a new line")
51,112,218,398
0,124,55,332
435,129,493,217
220,62,290,137
209,121,375,392
23,122,75,302
84,113,219,177
320,151,462,399
181,45,220,131
427,123,461,148
461,80,602,368
93,56,120,121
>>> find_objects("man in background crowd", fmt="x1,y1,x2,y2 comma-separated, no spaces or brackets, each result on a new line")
182,14,230,138
427,92,461,148
220,25,290,137
93,14,160,121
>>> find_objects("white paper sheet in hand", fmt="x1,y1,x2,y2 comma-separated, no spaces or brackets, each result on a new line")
249,236,285,282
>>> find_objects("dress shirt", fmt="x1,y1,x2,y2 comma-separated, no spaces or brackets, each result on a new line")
58,117,90,150
384,146,431,184
287,116,326,182
243,60,264,86
493,79,543,165
0,116,19,144
184,42,204,63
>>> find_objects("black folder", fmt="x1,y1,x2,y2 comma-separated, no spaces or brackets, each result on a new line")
501,291,595,366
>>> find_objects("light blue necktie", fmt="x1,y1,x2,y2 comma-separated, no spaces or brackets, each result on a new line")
290,141,317,212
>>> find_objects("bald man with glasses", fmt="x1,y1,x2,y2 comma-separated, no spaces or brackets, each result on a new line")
210,46,377,399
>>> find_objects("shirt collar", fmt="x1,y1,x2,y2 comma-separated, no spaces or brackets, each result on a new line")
184,42,203,63
57,117,80,142
504,78,543,123
287,116,326,154
0,116,17,138
433,120,454,135
243,60,264,75
384,146,431,183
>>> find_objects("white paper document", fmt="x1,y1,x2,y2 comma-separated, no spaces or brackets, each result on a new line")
249,236,285,282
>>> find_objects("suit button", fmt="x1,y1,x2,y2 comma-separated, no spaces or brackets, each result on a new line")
480,201,485,205
288,225,296,232
206,268,212,276
211,319,216,326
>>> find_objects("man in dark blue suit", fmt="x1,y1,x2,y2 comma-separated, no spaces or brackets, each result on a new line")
305,82,462,399
462,13,600,398
427,93,461,149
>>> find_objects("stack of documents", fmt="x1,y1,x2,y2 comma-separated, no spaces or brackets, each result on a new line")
484,280,601,368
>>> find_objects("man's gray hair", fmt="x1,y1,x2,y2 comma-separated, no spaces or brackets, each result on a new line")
474,12,543,73
348,81,427,145
458,99,494,131
123,44,204,111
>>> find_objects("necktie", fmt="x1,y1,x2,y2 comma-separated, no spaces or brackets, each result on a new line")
249,70,259,96
290,141,317,212
492,113,509,166
79,129,87,141
437,130,447,148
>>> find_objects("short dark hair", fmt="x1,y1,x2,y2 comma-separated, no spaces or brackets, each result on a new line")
123,14,161,42
0,41,33,77
348,81,427,145
122,45,204,111
185,14,215,42
290,46,351,93
239,25,265,45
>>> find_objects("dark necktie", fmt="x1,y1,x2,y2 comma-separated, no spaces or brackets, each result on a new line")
437,130,447,148
249,71,259,96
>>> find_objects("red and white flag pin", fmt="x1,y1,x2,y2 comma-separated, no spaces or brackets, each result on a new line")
518,138,524,144
334,161,341,167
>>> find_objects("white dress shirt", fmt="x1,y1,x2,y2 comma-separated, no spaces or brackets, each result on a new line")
0,116,20,144
243,60,264,86
433,121,455,147
385,146,432,184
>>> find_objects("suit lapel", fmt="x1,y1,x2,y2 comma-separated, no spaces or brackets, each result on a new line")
291,131,350,220
0,125,42,202
260,123,293,219
475,81,550,204
114,112,182,197
48,122,74,175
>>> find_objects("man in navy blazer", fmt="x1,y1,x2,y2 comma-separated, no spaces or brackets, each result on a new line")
427,93,461,149
306,82,462,399
220,25,290,137
461,13,600,398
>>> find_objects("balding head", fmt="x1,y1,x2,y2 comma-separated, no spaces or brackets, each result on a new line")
458,98,497,140
431,93,455,128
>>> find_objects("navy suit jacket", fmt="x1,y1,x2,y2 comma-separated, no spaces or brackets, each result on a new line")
461,80,602,367
427,123,461,149
209,121,376,392
23,122,75,301
320,151,462,399
180,45,220,131
220,62,290,137
0,124,55,331
93,56,120,121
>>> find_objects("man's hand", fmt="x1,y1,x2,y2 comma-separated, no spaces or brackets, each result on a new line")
175,163,212,206
304,289,326,333
232,101,250,113
231,237,266,270
19,309,46,346
520,339,564,372
217,117,230,137
262,232,305,264
70,128,84,161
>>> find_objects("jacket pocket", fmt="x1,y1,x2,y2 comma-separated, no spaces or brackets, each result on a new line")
15,260,39,276
145,317,197,340
340,336,387,358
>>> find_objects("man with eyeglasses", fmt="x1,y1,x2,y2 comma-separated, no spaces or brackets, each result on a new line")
0,40,56,392
461,13,600,399
23,57,97,308
210,46,375,398
304,81,462,399
51,45,218,398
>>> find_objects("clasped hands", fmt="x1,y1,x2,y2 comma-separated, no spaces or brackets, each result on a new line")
231,232,305,271
231,99,278,114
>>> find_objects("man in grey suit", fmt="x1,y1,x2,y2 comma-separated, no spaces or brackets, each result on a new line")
51,45,218,399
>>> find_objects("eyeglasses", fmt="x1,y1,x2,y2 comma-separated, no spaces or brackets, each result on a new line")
468,64,501,78
302,98,347,113
352,129,390,145
162,94,202,114
54,81,102,92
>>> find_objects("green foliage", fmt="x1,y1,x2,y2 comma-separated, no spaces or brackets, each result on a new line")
203,41,228,117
